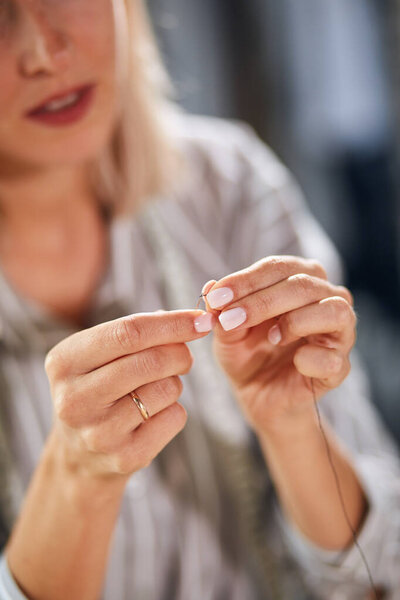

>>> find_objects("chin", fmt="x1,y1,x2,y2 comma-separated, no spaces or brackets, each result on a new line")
34,125,115,167
1,115,116,171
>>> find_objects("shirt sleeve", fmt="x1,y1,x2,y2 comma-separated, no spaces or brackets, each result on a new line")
225,120,400,599
0,553,30,600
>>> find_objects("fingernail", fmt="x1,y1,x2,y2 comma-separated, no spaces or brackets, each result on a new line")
207,287,234,309
218,307,247,331
194,313,215,333
268,324,281,345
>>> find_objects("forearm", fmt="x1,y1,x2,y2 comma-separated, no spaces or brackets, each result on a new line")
258,406,368,550
6,428,128,600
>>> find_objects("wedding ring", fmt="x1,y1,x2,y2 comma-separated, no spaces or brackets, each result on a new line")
129,391,150,422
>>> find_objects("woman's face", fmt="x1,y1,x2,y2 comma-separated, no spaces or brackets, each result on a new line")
0,0,117,173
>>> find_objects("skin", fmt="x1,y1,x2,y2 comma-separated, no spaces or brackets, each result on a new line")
0,1,367,599
202,257,367,549
0,0,117,323
0,0,117,169
8,309,213,600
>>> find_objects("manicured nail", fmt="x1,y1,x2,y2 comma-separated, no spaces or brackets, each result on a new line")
218,307,247,331
268,324,281,345
207,287,234,309
194,313,215,333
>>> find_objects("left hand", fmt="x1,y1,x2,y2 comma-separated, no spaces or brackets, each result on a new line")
202,256,356,435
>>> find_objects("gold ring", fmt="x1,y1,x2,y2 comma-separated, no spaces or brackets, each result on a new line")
129,391,150,422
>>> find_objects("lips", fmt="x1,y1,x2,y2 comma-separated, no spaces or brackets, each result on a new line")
25,84,96,127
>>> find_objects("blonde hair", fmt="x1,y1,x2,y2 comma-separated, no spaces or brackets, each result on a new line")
89,0,182,217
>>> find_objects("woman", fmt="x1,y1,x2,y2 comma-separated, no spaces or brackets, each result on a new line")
0,1,399,599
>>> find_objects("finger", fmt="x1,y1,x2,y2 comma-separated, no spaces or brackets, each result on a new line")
202,280,217,296
201,280,217,312
268,297,357,351
215,275,352,336
46,309,213,376
204,256,329,310
54,344,192,425
109,402,188,475
77,376,183,453
293,344,351,387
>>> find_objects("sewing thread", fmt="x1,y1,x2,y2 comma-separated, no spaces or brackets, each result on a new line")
310,377,379,599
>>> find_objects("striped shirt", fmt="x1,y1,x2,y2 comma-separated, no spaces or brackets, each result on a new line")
0,115,399,599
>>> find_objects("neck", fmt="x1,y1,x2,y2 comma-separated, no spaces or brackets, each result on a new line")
0,163,94,225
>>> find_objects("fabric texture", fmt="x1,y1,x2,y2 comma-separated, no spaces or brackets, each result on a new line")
0,114,399,599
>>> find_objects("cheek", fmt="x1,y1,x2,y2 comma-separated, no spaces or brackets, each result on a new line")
63,2,116,75
0,56,19,112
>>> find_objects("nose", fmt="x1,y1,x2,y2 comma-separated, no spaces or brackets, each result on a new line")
18,8,72,78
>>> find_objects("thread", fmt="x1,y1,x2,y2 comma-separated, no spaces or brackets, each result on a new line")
310,377,379,599
199,289,379,598
196,293,207,310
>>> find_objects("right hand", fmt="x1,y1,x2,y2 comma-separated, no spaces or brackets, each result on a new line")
45,309,214,481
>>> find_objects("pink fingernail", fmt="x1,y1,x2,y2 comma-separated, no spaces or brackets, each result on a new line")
268,324,281,345
218,307,247,331
194,313,215,333
207,287,234,309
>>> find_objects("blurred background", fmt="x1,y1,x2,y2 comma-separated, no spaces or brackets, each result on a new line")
147,0,400,444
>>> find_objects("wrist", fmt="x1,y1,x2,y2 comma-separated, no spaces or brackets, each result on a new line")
256,404,320,449
44,426,129,507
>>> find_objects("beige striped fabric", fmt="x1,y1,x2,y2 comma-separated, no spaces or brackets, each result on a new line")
0,115,400,600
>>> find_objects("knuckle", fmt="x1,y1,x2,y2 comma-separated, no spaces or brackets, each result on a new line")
337,286,354,306
173,375,184,395
283,312,298,337
113,317,142,352
178,376,184,395
54,391,70,423
140,347,164,377
330,297,354,327
290,273,314,296
114,453,135,476
307,259,328,280
180,346,194,374
166,344,193,375
53,381,89,428
81,427,102,453
54,384,76,425
44,348,66,378
81,426,114,455
161,375,183,400
256,290,274,315
326,352,343,375
170,402,188,429
265,256,289,279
